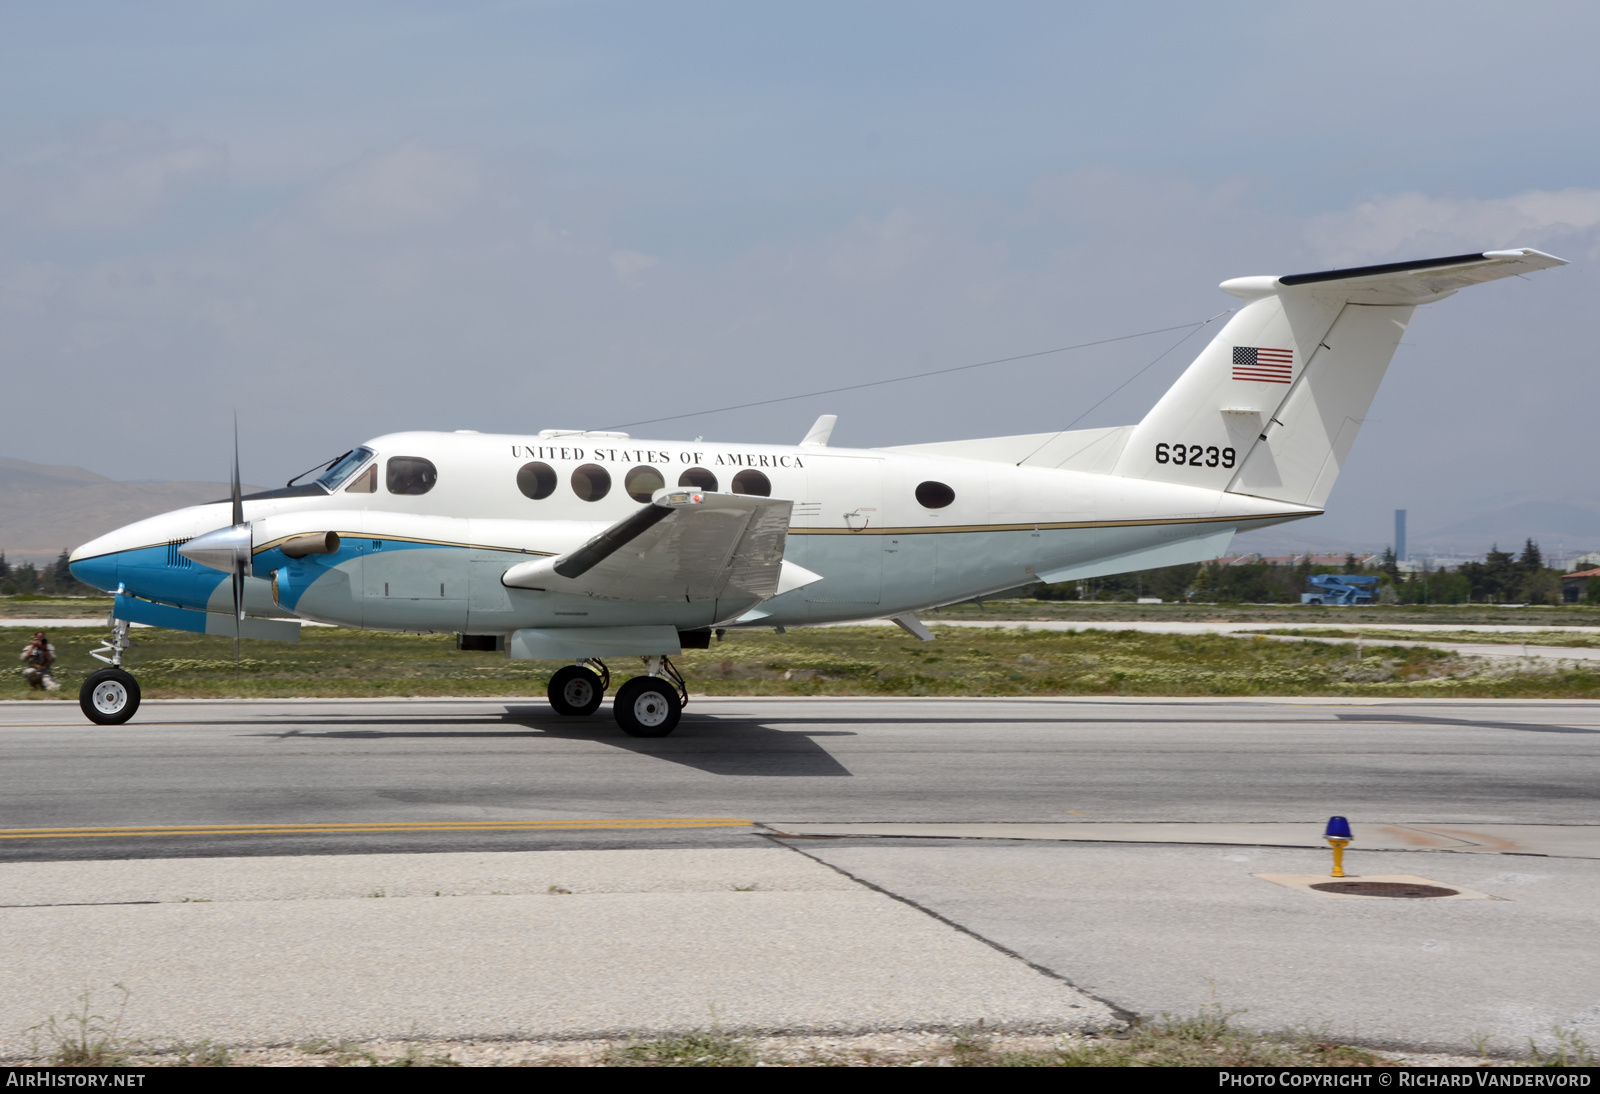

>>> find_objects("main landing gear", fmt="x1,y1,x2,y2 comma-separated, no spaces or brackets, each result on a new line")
547,659,610,716
81,618,141,725
545,656,688,737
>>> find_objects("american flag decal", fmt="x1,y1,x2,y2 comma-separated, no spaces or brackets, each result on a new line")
1232,346,1293,383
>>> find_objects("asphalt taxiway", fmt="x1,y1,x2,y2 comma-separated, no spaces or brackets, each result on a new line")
0,696,1595,1056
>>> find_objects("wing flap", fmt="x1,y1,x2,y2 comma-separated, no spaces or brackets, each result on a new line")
501,490,795,605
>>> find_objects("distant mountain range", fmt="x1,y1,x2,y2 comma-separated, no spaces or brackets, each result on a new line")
0,458,264,562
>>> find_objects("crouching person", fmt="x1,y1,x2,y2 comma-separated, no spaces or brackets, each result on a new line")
20,631,60,691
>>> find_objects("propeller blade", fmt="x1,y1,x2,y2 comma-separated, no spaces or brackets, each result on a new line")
231,413,244,528
231,412,245,674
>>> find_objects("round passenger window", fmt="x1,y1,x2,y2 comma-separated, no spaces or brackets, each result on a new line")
679,467,717,491
516,462,557,500
570,463,611,502
731,469,771,497
386,456,437,495
624,465,665,503
915,480,955,509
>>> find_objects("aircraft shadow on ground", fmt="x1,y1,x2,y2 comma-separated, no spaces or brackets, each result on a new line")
239,706,856,777
1335,713,1600,735
499,706,855,776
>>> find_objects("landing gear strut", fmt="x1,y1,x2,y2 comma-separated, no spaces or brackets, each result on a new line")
614,656,687,738
81,617,141,725
547,659,610,716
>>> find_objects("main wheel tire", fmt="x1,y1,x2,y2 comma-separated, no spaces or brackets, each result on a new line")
613,676,682,737
79,668,141,726
547,665,605,716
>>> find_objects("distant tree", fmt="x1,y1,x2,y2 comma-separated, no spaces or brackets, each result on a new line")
1379,546,1400,582
0,552,9,580
1518,539,1544,572
7,562,38,595
1460,545,1518,602
1342,553,1362,574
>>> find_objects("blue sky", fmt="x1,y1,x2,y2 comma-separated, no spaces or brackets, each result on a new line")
2,2,1597,552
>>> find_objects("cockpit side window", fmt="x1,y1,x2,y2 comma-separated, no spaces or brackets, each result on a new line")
386,456,438,495
345,465,377,493
316,447,376,491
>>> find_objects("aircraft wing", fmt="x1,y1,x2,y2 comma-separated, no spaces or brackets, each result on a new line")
500,488,804,605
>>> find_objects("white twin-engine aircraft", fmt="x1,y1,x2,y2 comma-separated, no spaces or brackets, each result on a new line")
69,249,1565,733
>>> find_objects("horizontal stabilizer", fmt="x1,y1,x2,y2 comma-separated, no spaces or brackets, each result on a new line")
1233,248,1567,305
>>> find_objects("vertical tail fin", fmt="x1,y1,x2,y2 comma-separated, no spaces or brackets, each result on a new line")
1110,249,1565,507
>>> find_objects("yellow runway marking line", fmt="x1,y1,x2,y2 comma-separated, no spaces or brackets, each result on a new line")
0,818,754,840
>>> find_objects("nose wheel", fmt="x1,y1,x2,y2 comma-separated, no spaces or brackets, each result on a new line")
80,668,141,725
613,657,687,737
81,617,141,725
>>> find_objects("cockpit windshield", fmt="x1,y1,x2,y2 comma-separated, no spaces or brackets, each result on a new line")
315,447,376,491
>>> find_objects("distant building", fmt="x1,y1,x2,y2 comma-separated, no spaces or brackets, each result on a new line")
1561,567,1600,604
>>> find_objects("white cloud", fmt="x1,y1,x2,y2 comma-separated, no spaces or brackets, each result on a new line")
608,249,659,284
0,121,226,233
1304,188,1600,266
311,141,483,234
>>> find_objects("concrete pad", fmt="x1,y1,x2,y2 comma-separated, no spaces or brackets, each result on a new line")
0,848,857,907
1254,875,1493,901
787,839,1600,1054
763,822,1600,859
0,847,1111,1053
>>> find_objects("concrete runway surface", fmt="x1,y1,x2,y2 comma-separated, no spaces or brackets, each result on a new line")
0,695,1595,1055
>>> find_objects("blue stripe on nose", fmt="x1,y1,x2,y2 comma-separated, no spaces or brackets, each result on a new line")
69,554,119,594
72,545,225,609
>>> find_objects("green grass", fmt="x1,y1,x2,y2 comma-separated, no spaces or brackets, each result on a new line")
1257,628,1600,649
587,1013,1391,1067
929,598,1600,627
8,621,1600,700
0,595,112,618
948,1011,1389,1068
604,1032,758,1067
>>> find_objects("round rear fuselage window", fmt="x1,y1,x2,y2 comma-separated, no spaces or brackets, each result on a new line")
571,463,612,502
731,469,771,497
517,462,557,500
625,465,665,502
915,480,955,509
679,467,717,491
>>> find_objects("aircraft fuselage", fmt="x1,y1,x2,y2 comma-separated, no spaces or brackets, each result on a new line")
70,429,1314,635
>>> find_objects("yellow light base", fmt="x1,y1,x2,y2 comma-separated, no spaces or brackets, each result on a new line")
1326,837,1350,877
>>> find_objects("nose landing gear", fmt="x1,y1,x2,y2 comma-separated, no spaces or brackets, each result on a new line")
81,618,141,725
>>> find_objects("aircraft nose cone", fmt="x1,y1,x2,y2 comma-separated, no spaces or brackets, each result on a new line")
68,552,119,594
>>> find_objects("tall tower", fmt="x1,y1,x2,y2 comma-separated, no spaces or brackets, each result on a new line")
1395,509,1407,563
